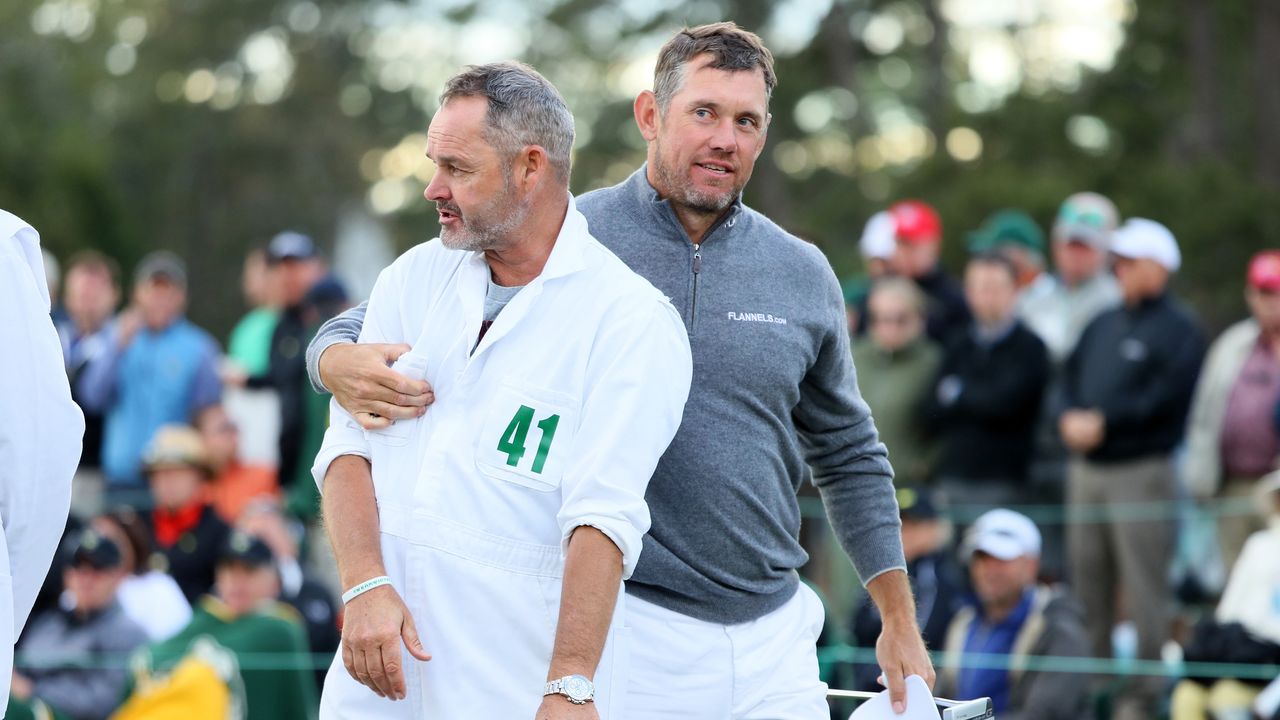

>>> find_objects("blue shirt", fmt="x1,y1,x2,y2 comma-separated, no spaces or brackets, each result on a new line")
956,587,1036,713
102,318,221,486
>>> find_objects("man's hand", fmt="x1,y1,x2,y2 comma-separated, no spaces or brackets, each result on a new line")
340,584,431,700
866,569,935,715
876,615,935,714
319,342,434,429
1060,409,1105,452
10,671,33,701
534,695,600,720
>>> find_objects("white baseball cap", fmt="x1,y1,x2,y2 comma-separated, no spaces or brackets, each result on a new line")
962,509,1041,561
1110,218,1181,272
860,211,896,261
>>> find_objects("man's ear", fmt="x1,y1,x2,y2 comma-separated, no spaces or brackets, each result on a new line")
514,145,548,191
634,90,660,142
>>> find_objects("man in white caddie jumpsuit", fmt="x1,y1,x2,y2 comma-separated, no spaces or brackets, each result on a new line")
0,210,83,715
312,64,692,720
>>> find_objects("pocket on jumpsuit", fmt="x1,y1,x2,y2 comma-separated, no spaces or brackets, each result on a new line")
474,383,578,492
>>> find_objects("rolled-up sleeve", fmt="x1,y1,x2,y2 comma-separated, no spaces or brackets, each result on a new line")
556,297,692,579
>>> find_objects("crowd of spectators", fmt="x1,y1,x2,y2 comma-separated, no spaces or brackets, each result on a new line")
839,193,1280,720
10,232,345,719
12,193,1280,719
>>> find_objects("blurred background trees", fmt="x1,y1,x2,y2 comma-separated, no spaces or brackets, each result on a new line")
2,0,1276,336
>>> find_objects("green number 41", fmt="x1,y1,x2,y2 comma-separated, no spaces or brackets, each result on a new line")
497,405,560,474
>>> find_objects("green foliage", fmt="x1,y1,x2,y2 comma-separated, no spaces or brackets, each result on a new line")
1,0,1276,340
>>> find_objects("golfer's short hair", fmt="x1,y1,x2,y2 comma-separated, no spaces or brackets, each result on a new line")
440,62,575,184
653,22,777,114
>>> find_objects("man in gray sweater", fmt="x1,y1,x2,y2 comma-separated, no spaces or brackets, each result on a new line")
306,23,932,717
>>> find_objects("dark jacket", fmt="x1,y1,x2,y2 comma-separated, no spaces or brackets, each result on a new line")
145,504,232,604
925,321,1049,482
938,586,1091,720
247,303,310,488
18,600,149,720
916,268,971,345
1062,293,1204,462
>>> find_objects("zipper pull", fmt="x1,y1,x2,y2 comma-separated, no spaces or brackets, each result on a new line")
693,244,702,274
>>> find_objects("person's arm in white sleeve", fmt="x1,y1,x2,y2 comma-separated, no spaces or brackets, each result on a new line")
540,297,691,706
0,214,82,638
315,257,429,702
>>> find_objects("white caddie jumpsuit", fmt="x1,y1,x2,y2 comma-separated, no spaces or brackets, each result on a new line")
0,210,82,717
313,198,692,719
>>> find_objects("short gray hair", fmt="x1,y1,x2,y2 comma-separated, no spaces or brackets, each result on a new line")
653,22,777,115
440,62,575,185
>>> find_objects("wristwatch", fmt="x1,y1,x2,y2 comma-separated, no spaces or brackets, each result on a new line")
544,674,594,705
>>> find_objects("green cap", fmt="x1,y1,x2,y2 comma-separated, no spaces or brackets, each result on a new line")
967,210,1046,255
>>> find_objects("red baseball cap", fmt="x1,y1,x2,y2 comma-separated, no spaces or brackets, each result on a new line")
1249,250,1280,292
889,200,942,244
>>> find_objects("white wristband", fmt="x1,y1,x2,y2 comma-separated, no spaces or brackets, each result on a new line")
342,575,392,605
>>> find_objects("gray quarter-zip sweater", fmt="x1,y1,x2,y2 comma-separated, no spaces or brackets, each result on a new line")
307,167,904,624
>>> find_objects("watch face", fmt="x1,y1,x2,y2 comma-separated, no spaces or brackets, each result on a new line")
564,675,592,701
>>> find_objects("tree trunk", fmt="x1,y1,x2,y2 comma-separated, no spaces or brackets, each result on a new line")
1185,0,1226,160
921,0,948,139
1256,0,1280,187
819,0,861,140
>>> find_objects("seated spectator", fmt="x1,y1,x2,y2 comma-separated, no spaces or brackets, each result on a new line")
117,532,318,720
236,501,339,689
1171,470,1280,720
925,253,1049,512
852,278,941,486
141,425,231,604
196,404,278,523
936,509,1090,720
92,509,190,641
12,529,149,720
849,486,964,691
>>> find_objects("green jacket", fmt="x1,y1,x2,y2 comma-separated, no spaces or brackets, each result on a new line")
852,338,942,485
127,597,318,720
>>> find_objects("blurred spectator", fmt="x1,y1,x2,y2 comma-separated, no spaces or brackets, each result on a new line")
936,509,1089,720
1060,218,1205,720
1017,193,1122,582
42,247,63,322
100,252,222,505
1019,193,1122,364
13,529,148,720
141,425,231,604
92,509,191,641
888,199,970,343
117,531,318,720
967,209,1047,291
850,486,964,691
926,253,1049,511
196,404,278,523
237,501,338,689
846,211,898,335
234,232,327,494
1171,470,1280,720
1184,250,1280,570
861,210,896,281
55,251,122,480
227,248,281,377
852,278,941,485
